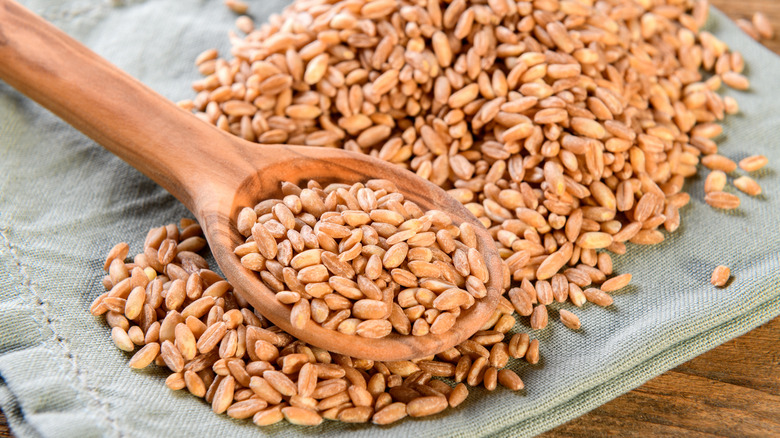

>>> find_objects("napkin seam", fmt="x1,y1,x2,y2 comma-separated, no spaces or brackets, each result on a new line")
0,228,121,438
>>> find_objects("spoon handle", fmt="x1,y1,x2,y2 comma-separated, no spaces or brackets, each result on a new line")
0,0,234,212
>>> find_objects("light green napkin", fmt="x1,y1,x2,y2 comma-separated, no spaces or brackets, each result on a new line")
1,1,778,437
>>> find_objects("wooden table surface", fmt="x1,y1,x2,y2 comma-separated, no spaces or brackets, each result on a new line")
0,1,777,437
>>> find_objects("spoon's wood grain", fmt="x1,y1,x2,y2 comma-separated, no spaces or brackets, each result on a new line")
0,0,502,360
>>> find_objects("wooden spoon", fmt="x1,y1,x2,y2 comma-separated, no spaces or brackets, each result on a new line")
0,0,502,361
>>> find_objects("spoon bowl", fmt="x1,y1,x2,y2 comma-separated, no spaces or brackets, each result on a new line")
0,0,503,361
206,143,504,360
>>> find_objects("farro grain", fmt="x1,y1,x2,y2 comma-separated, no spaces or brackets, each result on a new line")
466,356,488,386
530,304,548,330
507,333,529,359
600,274,632,293
111,327,135,352
144,321,160,344
483,367,498,391
525,339,539,365
234,15,253,34
123,286,145,320
407,396,448,417
559,310,581,330
224,0,247,14
316,391,351,410
535,243,573,280
737,18,761,40
721,72,750,90
453,356,471,383
753,12,774,40
535,281,553,306
196,321,227,355
338,406,373,423
705,191,741,210
702,154,738,173
347,385,373,407
105,311,129,331
711,265,731,287
489,342,509,369
128,342,160,369
705,171,728,193
104,242,129,271
497,369,524,391
582,288,613,307
160,340,185,373
739,155,769,172
165,372,186,391
253,406,285,426
108,258,129,285
127,325,144,345
733,176,762,196
372,402,407,425
263,370,297,397
227,398,267,420
211,375,235,414
250,376,283,404
184,370,206,397
282,407,322,426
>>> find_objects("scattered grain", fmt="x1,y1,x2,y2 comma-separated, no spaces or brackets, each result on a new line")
705,191,741,210
733,176,762,196
753,13,774,40
739,155,768,172
224,0,248,15
559,310,581,330
710,265,731,287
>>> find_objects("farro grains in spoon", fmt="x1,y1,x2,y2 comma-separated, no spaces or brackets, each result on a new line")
234,179,490,338
92,0,775,428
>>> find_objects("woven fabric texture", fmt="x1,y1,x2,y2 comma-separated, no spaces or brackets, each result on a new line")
0,1,778,437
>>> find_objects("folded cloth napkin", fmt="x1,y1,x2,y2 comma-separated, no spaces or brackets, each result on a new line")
0,1,778,437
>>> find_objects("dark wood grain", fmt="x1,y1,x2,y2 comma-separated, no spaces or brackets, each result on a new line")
712,0,780,54
0,1,777,437
543,318,780,438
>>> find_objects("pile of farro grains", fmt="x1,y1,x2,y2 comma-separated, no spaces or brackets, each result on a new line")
90,0,774,427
